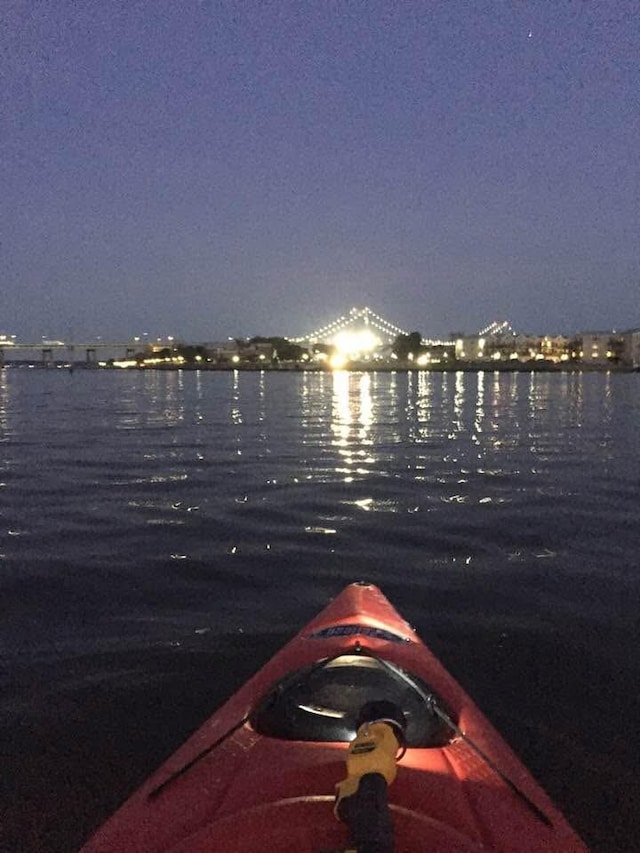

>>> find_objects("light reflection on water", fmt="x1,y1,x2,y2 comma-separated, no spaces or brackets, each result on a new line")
330,371,377,481
0,369,8,437
0,369,637,495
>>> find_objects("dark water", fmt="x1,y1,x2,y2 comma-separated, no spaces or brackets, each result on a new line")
1,368,639,852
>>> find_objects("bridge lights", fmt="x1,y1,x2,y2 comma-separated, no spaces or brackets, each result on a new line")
332,329,381,359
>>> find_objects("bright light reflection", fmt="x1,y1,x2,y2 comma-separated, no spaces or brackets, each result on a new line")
331,371,376,480
474,371,485,438
0,369,8,435
359,373,373,437
454,371,465,433
332,371,352,447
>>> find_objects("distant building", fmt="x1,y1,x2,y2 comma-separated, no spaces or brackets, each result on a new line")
206,339,275,365
620,329,640,368
415,342,455,365
243,341,276,363
455,335,487,362
454,332,570,364
207,340,242,364
498,334,569,363
575,332,624,365
0,341,137,366
539,335,571,362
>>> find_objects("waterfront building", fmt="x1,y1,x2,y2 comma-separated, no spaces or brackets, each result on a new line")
489,334,553,363
455,335,486,362
414,342,455,366
539,335,571,362
575,332,624,365
242,340,276,363
454,331,573,364
620,329,640,368
206,339,276,365
0,340,137,367
207,340,243,364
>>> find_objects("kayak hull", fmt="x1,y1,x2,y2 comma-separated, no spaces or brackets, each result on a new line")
80,583,587,852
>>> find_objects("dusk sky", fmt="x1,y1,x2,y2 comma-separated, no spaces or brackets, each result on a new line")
2,1,638,342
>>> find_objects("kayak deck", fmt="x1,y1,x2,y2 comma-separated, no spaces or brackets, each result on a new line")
80,583,587,852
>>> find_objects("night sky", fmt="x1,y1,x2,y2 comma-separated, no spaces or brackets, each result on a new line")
2,1,638,342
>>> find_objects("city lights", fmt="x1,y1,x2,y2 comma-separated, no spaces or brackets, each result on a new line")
1,309,638,370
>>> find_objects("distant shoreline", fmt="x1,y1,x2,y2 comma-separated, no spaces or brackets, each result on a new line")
2,362,638,374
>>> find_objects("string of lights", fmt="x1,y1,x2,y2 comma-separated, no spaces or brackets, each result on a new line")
296,306,409,343
294,307,514,347
478,320,516,337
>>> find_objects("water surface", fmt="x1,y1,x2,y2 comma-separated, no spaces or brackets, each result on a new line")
1,368,639,851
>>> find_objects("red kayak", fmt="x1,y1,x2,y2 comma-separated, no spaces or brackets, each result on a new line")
80,583,587,852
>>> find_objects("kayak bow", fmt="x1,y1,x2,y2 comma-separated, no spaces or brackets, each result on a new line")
80,583,587,852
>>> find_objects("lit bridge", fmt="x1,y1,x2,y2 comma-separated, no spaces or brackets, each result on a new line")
294,306,490,347
478,320,516,338
297,307,409,345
